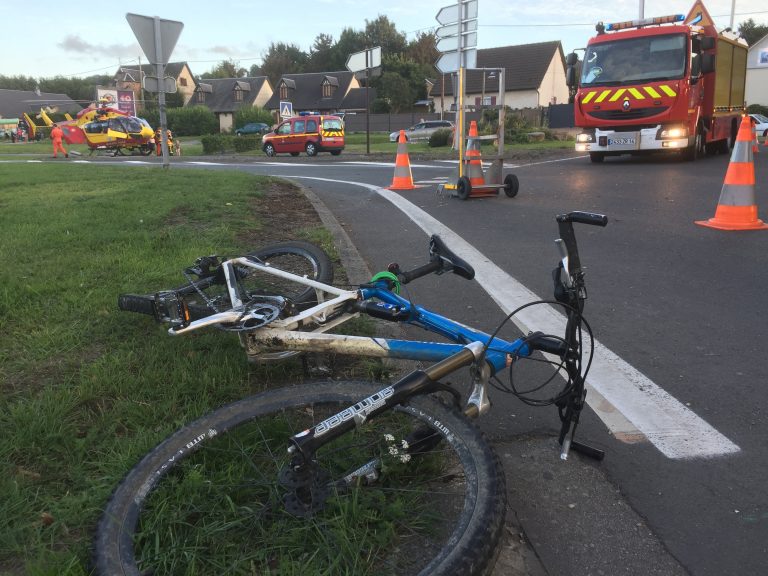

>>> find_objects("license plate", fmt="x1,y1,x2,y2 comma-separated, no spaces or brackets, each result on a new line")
609,137,636,145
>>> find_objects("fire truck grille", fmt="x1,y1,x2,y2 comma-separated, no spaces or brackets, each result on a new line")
587,107,669,121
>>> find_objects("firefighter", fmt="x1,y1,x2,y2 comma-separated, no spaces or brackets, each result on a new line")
50,123,68,158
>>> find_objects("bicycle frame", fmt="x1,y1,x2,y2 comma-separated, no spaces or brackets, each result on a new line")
166,256,535,416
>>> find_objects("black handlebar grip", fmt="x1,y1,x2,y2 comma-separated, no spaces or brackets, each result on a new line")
557,211,608,227
399,260,442,284
118,294,156,316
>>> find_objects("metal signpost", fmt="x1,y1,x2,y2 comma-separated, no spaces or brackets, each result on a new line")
126,13,183,168
435,0,478,176
346,46,381,155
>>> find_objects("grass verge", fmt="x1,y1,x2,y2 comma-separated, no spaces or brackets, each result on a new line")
0,163,345,574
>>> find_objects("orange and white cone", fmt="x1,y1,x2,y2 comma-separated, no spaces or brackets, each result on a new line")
752,122,759,154
696,115,768,231
388,130,416,190
465,121,485,187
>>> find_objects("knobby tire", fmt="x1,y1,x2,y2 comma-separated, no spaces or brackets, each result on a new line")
94,381,506,576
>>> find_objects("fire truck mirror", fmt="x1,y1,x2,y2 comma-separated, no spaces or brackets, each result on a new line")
701,53,716,75
700,36,716,51
566,52,579,66
566,66,577,87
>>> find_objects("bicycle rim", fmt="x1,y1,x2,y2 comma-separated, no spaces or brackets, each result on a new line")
94,381,505,576
178,241,333,318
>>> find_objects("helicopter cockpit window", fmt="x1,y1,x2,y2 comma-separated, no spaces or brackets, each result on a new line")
85,121,108,133
121,117,143,133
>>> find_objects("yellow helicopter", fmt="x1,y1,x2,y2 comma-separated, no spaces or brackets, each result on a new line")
38,99,156,155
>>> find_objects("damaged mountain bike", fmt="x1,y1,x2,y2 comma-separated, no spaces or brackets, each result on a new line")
94,211,608,576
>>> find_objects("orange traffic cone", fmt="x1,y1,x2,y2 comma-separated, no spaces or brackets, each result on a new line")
752,122,759,153
696,115,768,231
388,130,416,190
464,121,485,187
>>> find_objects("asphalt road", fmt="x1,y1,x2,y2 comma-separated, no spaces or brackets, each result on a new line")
20,146,768,574
221,148,768,576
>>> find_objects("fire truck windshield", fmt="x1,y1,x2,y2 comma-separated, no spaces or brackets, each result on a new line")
580,33,687,86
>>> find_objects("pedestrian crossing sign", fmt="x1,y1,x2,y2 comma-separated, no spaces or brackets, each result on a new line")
280,101,293,118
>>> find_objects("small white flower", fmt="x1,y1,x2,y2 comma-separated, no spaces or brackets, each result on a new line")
389,446,399,456
384,434,395,442
401,440,409,450
400,454,411,463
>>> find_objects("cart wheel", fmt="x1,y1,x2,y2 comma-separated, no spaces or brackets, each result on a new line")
457,176,472,200
503,174,519,198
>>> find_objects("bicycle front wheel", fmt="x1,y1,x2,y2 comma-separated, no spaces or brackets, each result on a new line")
94,381,506,576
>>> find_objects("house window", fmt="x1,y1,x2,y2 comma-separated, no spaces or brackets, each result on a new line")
280,85,288,99
198,91,205,103
235,89,243,102
322,82,332,98
180,78,187,87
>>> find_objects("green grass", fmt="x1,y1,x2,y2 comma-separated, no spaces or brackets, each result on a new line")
0,164,340,574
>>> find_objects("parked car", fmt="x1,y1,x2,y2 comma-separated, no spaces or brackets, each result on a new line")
262,115,344,157
235,122,270,136
749,113,768,139
389,120,455,142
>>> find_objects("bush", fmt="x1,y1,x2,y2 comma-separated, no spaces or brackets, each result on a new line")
747,103,768,117
429,128,453,147
201,134,262,154
234,107,274,132
139,105,218,136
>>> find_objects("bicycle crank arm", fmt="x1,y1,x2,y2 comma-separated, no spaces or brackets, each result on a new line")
560,438,605,461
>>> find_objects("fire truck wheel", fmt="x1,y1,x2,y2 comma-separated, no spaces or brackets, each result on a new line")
589,153,605,163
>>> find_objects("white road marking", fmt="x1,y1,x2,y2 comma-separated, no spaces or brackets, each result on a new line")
286,175,740,460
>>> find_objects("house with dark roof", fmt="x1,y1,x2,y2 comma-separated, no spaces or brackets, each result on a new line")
264,71,374,116
746,33,768,107
190,77,273,132
113,62,197,106
0,88,82,122
429,41,569,112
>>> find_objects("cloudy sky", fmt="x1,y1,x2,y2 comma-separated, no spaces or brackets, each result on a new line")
4,0,767,79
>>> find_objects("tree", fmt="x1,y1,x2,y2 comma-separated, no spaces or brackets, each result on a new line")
737,18,768,46
307,33,336,72
332,28,367,71
364,15,407,56
260,42,309,85
378,71,414,113
407,32,439,67
200,59,247,79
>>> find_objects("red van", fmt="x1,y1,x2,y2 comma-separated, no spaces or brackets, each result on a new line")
262,114,345,157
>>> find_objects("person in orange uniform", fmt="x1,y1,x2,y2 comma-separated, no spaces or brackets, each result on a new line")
50,123,68,158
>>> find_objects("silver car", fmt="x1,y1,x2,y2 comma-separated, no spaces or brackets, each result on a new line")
749,113,768,139
389,120,455,142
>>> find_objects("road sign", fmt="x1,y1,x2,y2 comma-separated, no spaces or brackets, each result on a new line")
126,13,183,65
346,46,382,73
436,19,477,38
143,76,177,93
436,49,477,74
280,101,293,118
437,32,477,53
435,0,478,25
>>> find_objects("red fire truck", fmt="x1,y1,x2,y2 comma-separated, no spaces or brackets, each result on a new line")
566,1,748,162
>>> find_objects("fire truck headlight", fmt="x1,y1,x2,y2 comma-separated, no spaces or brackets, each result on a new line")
576,133,594,143
659,126,688,139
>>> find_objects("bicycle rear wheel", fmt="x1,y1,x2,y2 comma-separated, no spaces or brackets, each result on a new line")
94,381,506,576
119,240,334,321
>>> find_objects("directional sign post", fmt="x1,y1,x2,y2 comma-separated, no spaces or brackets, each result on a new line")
435,0,478,165
126,13,183,167
346,46,382,154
